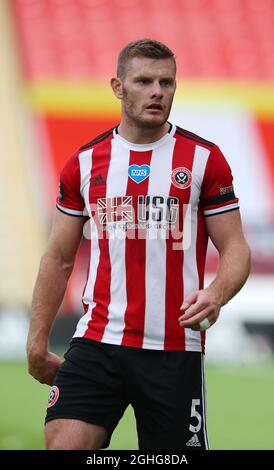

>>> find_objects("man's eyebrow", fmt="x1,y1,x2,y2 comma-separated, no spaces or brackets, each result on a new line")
133,75,174,81
133,75,152,80
160,77,175,82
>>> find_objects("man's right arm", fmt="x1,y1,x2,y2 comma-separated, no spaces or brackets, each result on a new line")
26,210,87,385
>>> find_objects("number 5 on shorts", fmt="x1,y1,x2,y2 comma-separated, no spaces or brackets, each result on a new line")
189,399,202,433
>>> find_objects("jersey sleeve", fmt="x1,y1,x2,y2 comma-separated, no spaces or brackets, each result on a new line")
56,151,86,216
200,145,239,217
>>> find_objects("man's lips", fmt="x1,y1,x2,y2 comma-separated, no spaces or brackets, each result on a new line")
146,103,163,110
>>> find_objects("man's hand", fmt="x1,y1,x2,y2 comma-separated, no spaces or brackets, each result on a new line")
27,351,63,386
178,287,222,331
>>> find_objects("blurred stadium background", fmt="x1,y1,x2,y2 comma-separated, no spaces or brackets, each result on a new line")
1,0,274,450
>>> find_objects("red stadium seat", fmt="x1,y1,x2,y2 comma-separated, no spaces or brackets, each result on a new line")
12,0,274,80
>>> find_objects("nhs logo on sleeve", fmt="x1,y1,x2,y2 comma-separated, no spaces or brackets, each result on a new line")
128,164,150,184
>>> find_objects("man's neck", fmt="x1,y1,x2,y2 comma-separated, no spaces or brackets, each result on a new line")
117,120,170,144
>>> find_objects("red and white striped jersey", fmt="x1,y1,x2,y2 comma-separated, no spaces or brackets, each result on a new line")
56,124,239,352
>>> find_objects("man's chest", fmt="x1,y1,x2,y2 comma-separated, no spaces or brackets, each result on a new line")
81,148,204,233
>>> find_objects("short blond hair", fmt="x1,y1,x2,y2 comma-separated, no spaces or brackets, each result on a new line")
117,39,176,79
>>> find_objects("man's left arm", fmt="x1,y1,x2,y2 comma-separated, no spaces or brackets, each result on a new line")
178,210,251,330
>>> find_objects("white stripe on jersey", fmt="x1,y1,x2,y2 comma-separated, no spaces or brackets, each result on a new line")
142,137,176,349
101,138,131,344
56,204,84,216
79,148,94,198
204,202,239,216
73,149,100,338
183,145,210,351
201,354,209,449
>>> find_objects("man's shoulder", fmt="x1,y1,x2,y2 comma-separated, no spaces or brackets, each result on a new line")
78,127,115,152
174,125,215,149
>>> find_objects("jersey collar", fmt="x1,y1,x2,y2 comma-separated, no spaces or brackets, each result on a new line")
113,122,176,151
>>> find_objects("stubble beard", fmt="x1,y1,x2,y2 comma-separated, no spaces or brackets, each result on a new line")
123,101,170,130
122,89,172,130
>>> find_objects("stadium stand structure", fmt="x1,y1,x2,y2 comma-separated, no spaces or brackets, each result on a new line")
12,0,274,81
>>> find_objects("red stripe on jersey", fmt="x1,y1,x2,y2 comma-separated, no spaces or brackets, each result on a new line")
164,139,194,350
121,150,152,348
84,136,112,341
57,151,85,212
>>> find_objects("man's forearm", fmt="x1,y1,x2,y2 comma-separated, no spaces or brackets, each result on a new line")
208,239,251,306
27,252,73,358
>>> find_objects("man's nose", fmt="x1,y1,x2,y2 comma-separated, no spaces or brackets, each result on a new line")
151,82,163,97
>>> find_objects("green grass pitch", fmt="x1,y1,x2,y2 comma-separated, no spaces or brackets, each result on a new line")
1,360,274,449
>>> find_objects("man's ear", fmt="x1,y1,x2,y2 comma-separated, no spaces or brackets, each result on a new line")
110,77,123,100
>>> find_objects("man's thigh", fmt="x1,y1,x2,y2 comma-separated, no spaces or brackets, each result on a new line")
45,339,129,448
127,350,208,450
45,418,107,450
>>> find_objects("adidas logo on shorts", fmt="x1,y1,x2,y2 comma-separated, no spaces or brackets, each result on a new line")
186,433,201,447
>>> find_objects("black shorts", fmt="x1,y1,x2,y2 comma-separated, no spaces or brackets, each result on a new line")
45,338,208,450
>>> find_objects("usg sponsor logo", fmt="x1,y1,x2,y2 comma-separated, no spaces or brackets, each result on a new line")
97,196,179,225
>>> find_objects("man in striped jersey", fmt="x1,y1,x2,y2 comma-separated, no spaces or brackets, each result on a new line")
27,39,250,450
